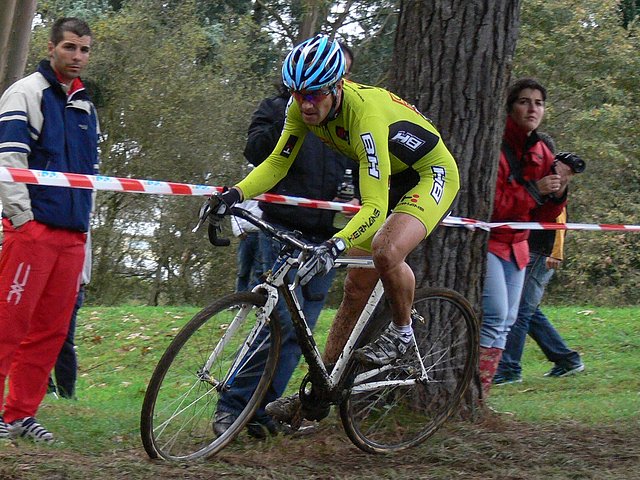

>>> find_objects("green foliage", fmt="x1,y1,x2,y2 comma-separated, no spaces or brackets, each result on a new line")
343,1,398,86
515,0,640,304
491,306,640,421
619,0,640,28
35,0,118,22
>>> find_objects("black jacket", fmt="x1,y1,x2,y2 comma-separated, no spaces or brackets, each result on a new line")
243,92,357,243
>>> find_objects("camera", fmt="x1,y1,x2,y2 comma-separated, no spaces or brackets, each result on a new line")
555,152,586,174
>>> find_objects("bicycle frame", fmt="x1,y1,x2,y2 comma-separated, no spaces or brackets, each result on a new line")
206,206,430,404
271,255,430,401
277,257,384,398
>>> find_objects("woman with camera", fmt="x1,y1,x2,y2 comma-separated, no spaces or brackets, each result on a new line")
478,78,574,400
494,133,586,385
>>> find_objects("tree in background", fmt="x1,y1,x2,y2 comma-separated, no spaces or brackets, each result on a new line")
0,0,37,95
390,0,522,407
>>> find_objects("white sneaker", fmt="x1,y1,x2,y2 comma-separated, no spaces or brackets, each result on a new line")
8,417,54,443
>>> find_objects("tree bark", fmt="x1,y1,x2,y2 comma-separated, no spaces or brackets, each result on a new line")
0,0,37,95
390,0,521,408
0,0,19,91
297,0,330,42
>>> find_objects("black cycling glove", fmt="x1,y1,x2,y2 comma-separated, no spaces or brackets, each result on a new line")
296,238,347,286
198,187,242,226
208,187,241,217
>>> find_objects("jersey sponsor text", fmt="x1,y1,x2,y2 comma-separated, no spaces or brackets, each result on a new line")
360,133,380,179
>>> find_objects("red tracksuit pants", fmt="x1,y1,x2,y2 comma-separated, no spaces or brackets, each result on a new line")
0,219,85,423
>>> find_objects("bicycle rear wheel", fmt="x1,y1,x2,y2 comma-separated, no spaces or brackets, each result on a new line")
340,287,478,453
140,292,281,461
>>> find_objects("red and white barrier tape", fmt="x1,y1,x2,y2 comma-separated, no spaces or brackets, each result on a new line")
1,167,638,232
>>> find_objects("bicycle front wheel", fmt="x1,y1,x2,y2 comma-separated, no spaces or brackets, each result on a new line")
140,292,281,461
340,287,478,453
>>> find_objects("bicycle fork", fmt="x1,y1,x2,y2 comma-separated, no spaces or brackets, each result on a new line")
203,285,280,390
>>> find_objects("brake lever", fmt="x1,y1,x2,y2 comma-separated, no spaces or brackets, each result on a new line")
192,198,231,246
192,199,210,233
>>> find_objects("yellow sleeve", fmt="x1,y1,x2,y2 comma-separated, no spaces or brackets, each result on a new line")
334,115,390,249
236,101,308,199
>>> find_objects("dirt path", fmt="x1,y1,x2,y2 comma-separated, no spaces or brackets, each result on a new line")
1,415,639,479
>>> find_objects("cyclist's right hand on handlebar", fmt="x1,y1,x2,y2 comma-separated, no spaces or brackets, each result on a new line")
194,187,241,236
195,188,241,246
208,187,241,219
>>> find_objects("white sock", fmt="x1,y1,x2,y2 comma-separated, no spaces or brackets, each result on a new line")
389,321,413,343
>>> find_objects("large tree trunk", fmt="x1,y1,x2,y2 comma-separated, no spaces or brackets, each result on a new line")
390,0,521,409
0,0,37,95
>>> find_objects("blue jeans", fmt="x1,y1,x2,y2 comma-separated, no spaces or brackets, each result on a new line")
217,228,336,424
235,232,263,292
481,253,526,349
498,253,581,377
49,285,85,398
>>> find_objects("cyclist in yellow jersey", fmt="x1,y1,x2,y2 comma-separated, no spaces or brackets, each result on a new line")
208,35,459,417
237,79,458,253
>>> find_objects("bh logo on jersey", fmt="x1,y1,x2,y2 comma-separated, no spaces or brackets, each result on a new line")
430,166,446,204
390,130,425,151
360,133,380,179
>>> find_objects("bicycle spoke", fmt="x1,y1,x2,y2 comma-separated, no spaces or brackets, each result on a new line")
154,379,214,435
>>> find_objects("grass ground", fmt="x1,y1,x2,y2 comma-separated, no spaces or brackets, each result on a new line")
1,304,638,479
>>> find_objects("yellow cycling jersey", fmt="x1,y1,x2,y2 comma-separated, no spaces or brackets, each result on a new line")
237,80,459,249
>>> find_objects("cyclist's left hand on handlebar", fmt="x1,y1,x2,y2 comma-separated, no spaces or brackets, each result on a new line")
297,238,346,286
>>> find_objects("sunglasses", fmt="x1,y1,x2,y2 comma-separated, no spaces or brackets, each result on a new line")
290,87,334,104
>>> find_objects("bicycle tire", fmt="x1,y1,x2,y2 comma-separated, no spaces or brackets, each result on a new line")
140,291,281,461
340,287,478,454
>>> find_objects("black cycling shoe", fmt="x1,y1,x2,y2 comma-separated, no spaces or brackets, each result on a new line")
214,410,287,439
265,393,330,425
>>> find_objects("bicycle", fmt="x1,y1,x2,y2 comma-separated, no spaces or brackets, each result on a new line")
140,205,479,461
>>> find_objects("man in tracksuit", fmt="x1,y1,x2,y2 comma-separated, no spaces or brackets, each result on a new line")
0,17,99,443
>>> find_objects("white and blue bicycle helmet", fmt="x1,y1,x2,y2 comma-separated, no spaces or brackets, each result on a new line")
282,34,346,92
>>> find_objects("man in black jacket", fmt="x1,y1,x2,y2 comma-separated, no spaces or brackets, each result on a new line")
214,48,355,438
